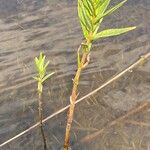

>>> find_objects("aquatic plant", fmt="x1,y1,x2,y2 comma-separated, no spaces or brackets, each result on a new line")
34,52,54,150
63,0,136,149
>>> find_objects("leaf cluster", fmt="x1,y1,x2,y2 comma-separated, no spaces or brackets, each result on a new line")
34,52,54,93
78,0,136,42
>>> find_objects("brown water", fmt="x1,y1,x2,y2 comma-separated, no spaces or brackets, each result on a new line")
0,0,150,150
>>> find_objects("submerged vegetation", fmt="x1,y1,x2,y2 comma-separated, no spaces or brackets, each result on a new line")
34,52,54,150
63,0,136,149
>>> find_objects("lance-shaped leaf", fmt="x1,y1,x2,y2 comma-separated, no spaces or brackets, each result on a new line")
96,0,111,15
78,0,89,38
86,0,94,14
93,27,136,40
44,61,50,70
34,57,40,72
81,6,92,30
82,0,93,16
93,0,111,36
95,0,128,25
42,72,55,83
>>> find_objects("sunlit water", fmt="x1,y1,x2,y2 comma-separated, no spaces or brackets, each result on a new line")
0,0,150,149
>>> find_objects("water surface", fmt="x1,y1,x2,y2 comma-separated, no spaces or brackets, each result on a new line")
0,0,150,149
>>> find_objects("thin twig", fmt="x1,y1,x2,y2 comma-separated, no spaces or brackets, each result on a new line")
0,52,149,148
64,126,99,132
124,119,150,127
80,100,150,143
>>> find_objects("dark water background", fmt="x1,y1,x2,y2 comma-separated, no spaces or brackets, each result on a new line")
0,0,150,149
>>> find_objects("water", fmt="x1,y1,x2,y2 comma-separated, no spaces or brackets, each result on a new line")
0,0,150,149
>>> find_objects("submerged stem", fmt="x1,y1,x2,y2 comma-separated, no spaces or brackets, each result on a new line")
64,42,90,150
38,86,47,150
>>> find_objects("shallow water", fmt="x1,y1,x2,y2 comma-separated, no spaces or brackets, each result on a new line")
0,0,150,150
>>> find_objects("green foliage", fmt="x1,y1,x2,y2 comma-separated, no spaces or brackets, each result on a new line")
78,0,136,42
34,52,54,93
94,27,136,39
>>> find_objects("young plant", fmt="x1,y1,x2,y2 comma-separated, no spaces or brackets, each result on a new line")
34,52,54,150
63,0,136,149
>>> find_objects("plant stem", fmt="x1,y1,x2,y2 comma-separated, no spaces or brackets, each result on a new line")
64,44,89,149
38,92,47,150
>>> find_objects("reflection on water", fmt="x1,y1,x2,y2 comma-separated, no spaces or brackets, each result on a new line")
0,0,150,149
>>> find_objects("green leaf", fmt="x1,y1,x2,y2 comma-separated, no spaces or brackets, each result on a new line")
81,6,92,30
93,0,111,35
80,20,90,37
34,57,39,66
96,0,111,15
86,0,94,13
41,55,45,69
39,52,43,63
78,0,89,37
34,57,40,72
95,0,128,25
40,70,45,80
93,27,136,40
42,55,46,64
82,0,93,16
44,61,50,69
42,72,55,83
103,0,128,19
96,0,103,10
